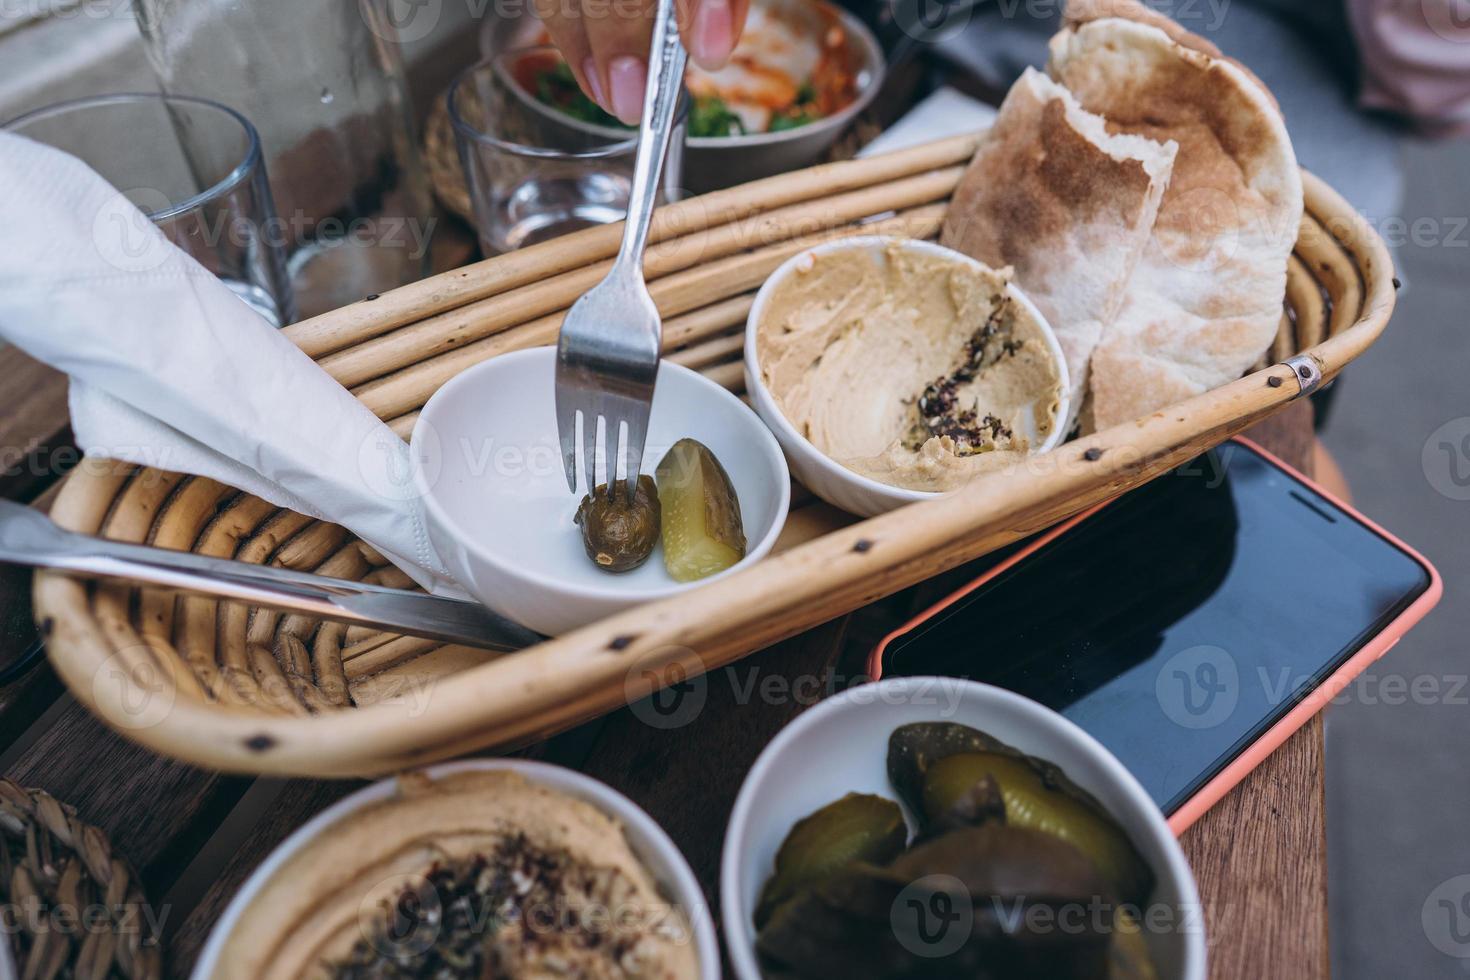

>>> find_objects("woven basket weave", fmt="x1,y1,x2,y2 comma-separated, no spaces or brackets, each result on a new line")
0,780,161,980
32,136,1395,777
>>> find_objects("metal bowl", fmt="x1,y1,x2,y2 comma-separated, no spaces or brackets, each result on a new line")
480,0,887,193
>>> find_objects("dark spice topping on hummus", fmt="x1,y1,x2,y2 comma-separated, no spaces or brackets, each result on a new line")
329,833,664,979
903,296,1024,455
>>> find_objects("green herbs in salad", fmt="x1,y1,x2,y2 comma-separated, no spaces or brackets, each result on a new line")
687,95,747,137
770,82,820,132
532,61,824,137
535,60,624,128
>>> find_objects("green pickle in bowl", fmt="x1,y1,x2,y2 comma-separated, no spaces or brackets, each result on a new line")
656,438,748,582
919,751,1153,908
571,440,748,582
752,720,1160,979
754,792,905,928
889,721,1154,907
758,825,1129,979
574,475,661,572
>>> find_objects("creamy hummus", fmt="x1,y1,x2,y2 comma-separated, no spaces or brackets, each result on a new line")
757,242,1065,492
215,770,698,980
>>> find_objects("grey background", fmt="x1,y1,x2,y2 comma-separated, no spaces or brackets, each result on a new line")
1324,137,1470,979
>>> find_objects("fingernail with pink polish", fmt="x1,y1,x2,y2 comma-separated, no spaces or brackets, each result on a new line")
582,57,607,110
692,0,734,68
609,56,647,125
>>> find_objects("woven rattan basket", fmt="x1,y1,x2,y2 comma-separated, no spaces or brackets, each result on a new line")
34,135,1394,777
0,779,162,979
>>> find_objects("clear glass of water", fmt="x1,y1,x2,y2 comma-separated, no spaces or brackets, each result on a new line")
449,49,686,254
134,0,436,317
3,93,296,326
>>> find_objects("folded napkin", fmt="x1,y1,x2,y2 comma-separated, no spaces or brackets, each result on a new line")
857,87,997,158
0,133,452,590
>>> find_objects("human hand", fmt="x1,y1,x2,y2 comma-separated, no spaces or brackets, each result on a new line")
532,0,749,125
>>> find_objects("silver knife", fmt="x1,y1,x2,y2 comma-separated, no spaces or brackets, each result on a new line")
0,500,542,651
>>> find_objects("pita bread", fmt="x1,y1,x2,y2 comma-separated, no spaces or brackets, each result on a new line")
1061,0,1278,108
1050,0,1303,431
940,68,1177,434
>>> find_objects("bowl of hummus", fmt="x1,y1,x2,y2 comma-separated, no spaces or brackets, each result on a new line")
195,761,716,979
745,237,1070,516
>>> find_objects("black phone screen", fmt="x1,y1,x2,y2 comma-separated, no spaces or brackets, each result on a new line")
880,442,1433,815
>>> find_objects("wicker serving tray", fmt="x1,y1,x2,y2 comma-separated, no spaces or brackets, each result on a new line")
34,135,1394,777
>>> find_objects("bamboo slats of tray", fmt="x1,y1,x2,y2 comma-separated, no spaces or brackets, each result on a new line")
33,139,1397,777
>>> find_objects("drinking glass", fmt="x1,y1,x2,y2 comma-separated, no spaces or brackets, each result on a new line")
135,0,436,317
4,93,296,326
449,49,687,254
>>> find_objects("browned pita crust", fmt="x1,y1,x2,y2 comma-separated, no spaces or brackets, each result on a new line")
1062,0,1280,119
940,69,1176,433
1063,0,1222,56
1049,8,1302,431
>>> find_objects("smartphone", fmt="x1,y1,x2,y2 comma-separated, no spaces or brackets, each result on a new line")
869,439,1442,834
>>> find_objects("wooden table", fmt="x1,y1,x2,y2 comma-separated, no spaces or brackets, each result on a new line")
0,342,1328,978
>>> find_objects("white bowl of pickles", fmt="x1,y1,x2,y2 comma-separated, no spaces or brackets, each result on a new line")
412,346,790,636
721,677,1206,980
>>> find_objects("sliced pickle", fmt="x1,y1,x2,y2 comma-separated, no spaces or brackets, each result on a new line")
888,722,1155,906
573,475,660,573
754,792,905,927
654,438,746,582
1111,908,1159,980
921,752,1153,907
886,721,1007,816
757,825,1118,980
922,771,1007,839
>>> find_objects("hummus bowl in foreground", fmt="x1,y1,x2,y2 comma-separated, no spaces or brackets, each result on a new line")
196,760,720,979
745,238,1071,517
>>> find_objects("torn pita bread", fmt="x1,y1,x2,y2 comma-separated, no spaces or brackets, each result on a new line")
1050,0,1303,431
1063,0,1221,56
940,68,1177,434
1061,0,1277,107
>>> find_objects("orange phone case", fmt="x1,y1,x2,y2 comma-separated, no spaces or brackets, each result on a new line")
867,437,1444,835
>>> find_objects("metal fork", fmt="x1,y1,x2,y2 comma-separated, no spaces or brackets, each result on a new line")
555,0,687,497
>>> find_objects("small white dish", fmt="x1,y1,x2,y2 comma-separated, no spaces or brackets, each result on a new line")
744,236,1071,517
194,759,721,979
721,677,1205,980
412,346,790,635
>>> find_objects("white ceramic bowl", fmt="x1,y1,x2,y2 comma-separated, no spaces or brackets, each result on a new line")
412,346,789,635
721,677,1205,980
195,759,721,979
744,237,1072,517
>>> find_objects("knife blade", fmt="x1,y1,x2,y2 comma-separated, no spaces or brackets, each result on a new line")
0,500,542,651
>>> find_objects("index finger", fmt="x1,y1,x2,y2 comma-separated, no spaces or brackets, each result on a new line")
533,0,608,112
678,0,750,71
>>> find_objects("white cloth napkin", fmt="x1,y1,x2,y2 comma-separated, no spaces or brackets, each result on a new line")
857,87,997,159
0,133,452,590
